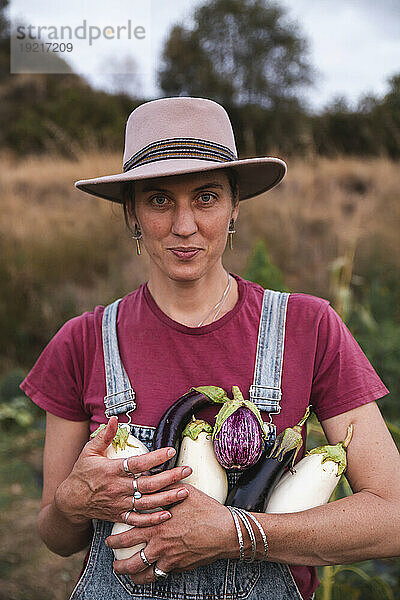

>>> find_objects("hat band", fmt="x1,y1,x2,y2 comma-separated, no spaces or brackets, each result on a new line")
123,137,237,172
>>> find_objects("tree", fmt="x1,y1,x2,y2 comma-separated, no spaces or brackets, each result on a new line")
158,0,312,109
372,74,400,159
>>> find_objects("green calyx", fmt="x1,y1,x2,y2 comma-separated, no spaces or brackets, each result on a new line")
212,385,267,441
182,417,213,441
90,423,139,452
268,405,312,466
193,386,229,404
307,424,353,477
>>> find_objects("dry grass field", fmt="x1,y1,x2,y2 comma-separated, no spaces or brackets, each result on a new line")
2,151,399,311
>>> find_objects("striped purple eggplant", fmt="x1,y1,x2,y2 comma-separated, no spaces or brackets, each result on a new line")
212,386,266,470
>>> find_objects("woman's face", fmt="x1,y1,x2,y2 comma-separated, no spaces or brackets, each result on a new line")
131,169,239,282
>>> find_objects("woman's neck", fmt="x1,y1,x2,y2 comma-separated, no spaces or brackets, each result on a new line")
147,264,239,327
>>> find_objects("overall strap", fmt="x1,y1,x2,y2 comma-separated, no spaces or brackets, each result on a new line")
102,299,136,419
250,289,290,442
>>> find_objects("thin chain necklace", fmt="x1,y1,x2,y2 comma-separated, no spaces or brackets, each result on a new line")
197,274,232,327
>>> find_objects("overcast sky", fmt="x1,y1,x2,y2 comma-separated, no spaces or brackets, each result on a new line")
10,0,400,111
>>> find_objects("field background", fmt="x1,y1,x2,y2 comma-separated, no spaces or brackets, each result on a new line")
1,151,400,599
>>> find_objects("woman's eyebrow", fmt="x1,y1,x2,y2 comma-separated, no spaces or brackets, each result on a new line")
192,182,224,192
141,182,224,193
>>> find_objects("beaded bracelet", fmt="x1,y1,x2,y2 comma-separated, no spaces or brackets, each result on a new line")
227,506,244,561
235,508,269,561
232,507,257,562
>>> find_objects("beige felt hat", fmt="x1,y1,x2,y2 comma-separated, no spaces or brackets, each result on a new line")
75,96,287,203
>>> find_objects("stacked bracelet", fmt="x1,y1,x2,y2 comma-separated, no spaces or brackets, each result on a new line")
227,506,269,562
235,508,269,561
226,506,245,561
230,507,256,562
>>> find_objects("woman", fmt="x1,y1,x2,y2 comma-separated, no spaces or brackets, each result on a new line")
21,97,400,600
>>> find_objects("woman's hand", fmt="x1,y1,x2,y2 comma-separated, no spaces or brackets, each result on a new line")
54,417,192,527
106,483,238,583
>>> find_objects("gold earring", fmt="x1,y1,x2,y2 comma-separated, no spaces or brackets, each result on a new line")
228,219,236,250
132,224,142,256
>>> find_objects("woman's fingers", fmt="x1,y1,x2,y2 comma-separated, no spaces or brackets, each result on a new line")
107,525,148,552
121,510,172,528
125,465,192,495
111,545,170,584
124,486,189,512
121,447,177,476
86,417,119,455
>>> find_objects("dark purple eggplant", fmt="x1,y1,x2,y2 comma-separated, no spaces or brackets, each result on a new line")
150,386,227,473
226,406,311,511
226,447,297,512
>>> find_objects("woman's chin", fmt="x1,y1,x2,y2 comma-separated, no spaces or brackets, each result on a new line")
166,268,203,283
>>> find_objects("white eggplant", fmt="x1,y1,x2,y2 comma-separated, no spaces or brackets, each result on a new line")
91,423,148,560
176,418,228,503
104,424,149,461
110,522,145,560
265,424,353,514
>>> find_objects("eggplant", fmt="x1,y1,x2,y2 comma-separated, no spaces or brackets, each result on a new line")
213,386,266,470
226,406,311,512
150,386,227,473
226,447,297,512
265,424,354,514
176,418,228,503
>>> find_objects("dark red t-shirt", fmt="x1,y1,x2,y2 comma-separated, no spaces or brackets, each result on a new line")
21,274,389,600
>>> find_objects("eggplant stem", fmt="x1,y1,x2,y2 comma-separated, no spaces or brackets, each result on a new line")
232,386,245,402
342,424,354,449
297,405,311,428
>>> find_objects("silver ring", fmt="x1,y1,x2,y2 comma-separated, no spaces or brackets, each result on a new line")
124,511,132,524
154,565,168,579
123,458,133,475
132,490,142,510
132,476,142,510
140,548,153,567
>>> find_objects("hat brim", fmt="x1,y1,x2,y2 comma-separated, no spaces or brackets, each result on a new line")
74,156,287,204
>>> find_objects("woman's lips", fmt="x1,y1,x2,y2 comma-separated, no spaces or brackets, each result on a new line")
168,248,202,260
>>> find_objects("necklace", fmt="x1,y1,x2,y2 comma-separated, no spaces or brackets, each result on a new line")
197,274,232,327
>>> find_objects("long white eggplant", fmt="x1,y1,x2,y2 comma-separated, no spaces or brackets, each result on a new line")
91,423,148,560
176,418,228,503
265,424,353,514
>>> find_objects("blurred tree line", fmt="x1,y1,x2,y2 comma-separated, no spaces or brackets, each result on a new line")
1,0,400,159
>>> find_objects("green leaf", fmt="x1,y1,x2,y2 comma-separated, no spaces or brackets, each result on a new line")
182,418,213,440
193,386,228,404
90,423,138,452
90,423,107,438
268,407,311,465
212,398,243,439
308,424,353,477
111,426,130,451
212,386,266,442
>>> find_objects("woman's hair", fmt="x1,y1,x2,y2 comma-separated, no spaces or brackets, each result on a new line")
122,167,239,235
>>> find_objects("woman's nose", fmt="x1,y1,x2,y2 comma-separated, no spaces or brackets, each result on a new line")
171,205,198,237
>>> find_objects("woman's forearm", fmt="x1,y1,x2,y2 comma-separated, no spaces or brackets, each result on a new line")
38,500,93,557
240,491,400,566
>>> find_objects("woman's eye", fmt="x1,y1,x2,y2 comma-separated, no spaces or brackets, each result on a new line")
199,193,215,204
151,195,168,206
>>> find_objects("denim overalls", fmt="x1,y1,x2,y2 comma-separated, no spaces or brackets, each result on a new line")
69,289,305,600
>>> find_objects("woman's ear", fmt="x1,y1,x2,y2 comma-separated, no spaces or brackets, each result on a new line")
231,200,240,222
